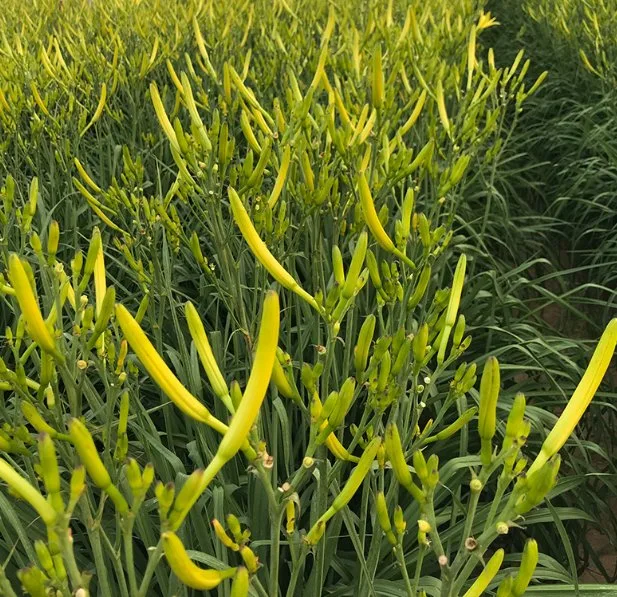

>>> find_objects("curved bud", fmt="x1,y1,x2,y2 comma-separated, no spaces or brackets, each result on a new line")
463,549,504,597
228,188,319,311
512,539,538,596
7,255,59,359
528,319,617,476
162,531,236,590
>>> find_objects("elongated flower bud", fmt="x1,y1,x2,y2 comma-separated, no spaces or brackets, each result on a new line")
512,539,538,596
162,532,236,590
385,424,423,502
268,145,292,209
7,255,59,359
216,291,279,462
115,304,225,433
38,434,63,512
408,266,431,309
21,403,57,437
371,46,384,109
354,315,376,376
462,549,504,597
306,438,381,546
212,519,239,551
425,408,477,443
185,302,233,412
69,418,128,513
438,254,466,364
358,175,414,269
230,566,250,597
478,357,500,466
341,231,368,299
0,457,56,526
375,491,397,545
515,456,560,515
528,319,617,476
331,246,345,286
86,286,115,351
228,188,319,311
169,293,279,530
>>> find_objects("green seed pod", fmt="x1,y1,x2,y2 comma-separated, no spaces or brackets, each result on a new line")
375,491,397,545
354,315,376,377
408,265,431,309
512,539,538,596
478,357,500,466
341,231,368,299
331,246,345,286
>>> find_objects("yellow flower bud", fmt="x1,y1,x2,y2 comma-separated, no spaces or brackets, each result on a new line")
462,548,504,597
230,566,250,597
228,188,318,311
512,539,538,596
7,255,60,360
0,457,56,526
162,531,236,590
528,319,617,476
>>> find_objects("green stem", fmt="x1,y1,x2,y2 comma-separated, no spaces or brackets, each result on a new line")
123,516,138,597
395,543,415,597
135,540,163,597
269,505,286,597
0,565,18,597
286,544,308,597
413,545,427,596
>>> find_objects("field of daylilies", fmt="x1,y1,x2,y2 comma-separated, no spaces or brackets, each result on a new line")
0,0,616,595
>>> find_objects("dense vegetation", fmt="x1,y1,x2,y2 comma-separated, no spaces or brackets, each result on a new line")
0,0,615,595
